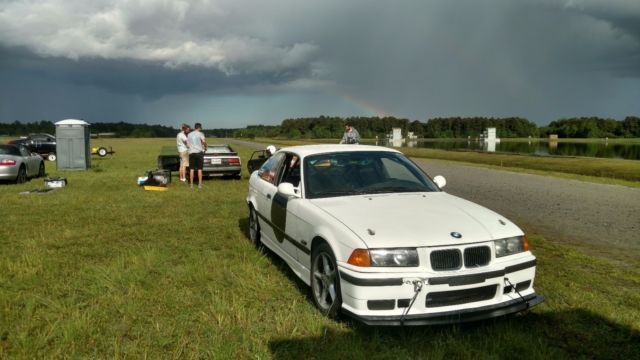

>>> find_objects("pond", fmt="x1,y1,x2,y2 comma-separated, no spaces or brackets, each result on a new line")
382,139,640,160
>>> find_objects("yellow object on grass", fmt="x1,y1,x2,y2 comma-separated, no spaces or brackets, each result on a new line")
144,185,168,192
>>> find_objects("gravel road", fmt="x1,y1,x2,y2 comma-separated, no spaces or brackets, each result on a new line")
230,140,640,257
415,159,640,256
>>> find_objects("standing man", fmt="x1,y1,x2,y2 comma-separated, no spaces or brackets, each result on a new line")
188,122,207,189
340,122,360,144
176,123,190,182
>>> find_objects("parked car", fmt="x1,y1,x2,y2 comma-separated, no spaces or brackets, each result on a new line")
203,144,241,179
8,133,57,161
246,144,543,325
0,144,45,183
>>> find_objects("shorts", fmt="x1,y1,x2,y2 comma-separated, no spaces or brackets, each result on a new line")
179,151,189,167
189,152,204,170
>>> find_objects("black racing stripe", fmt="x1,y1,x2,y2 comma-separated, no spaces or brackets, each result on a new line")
505,259,537,274
339,271,404,287
428,269,506,286
255,211,311,255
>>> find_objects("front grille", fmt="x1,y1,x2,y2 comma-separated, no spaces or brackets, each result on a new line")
464,246,491,268
430,249,462,271
426,285,498,308
431,245,492,271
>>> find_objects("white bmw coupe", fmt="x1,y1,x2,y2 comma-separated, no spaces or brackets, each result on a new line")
247,144,543,325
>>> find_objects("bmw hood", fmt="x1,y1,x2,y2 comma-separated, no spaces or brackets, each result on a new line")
310,192,522,248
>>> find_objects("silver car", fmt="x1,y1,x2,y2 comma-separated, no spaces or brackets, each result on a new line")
0,144,45,183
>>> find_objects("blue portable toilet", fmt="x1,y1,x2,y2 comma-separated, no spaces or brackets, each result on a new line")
55,119,91,170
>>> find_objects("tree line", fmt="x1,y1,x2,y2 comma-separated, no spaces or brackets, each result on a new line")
0,121,177,138
2,116,639,139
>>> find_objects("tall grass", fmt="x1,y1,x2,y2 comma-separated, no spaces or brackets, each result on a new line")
0,138,638,358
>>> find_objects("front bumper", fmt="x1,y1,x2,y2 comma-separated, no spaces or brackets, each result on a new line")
343,293,544,326
202,165,241,175
338,256,542,326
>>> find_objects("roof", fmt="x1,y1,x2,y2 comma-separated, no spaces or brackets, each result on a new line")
278,144,400,158
55,119,90,126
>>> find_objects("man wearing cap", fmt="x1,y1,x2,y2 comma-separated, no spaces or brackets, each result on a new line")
340,122,360,144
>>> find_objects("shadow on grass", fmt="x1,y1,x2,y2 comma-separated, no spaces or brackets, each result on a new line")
238,218,639,359
238,216,315,303
268,309,639,360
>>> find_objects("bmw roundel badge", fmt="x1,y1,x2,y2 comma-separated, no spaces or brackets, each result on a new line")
450,232,462,239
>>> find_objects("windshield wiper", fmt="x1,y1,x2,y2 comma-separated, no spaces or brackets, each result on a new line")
312,190,365,197
363,187,427,194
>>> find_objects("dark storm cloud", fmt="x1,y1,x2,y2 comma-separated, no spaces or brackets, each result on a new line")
0,45,315,99
1,0,639,126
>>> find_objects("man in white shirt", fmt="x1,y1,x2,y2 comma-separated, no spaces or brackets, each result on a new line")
176,124,190,182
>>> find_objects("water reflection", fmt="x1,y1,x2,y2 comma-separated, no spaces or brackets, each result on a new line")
383,140,640,160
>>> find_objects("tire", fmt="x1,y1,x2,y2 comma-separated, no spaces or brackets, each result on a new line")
47,153,56,161
97,147,108,157
38,161,45,178
248,205,263,250
15,166,26,184
235,172,242,180
311,242,342,318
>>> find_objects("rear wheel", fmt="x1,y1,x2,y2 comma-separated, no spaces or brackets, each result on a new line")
311,242,342,318
38,161,45,178
15,166,26,184
47,153,56,161
248,205,263,250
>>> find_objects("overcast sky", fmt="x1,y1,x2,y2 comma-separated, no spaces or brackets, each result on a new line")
1,0,639,128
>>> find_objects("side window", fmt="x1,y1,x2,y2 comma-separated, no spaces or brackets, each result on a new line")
19,146,31,157
278,154,301,187
259,153,285,185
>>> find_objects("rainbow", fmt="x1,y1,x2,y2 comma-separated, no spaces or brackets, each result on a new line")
332,87,389,118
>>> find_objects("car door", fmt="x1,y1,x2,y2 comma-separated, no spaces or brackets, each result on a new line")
254,153,287,250
254,151,303,263
271,152,307,262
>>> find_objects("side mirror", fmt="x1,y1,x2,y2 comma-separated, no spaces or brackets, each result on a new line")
278,182,299,198
433,175,447,189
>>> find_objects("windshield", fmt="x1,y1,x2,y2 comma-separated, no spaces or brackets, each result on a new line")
303,151,440,198
205,146,234,154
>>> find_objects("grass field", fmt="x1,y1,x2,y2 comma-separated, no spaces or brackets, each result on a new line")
1,138,638,359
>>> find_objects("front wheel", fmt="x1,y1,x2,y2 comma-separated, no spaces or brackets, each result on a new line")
47,153,56,161
311,242,342,318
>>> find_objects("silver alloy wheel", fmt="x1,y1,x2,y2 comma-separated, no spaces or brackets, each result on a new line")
98,147,108,157
47,153,56,161
312,247,339,315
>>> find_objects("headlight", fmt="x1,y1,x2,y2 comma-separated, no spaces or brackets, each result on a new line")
369,248,419,267
494,236,528,257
